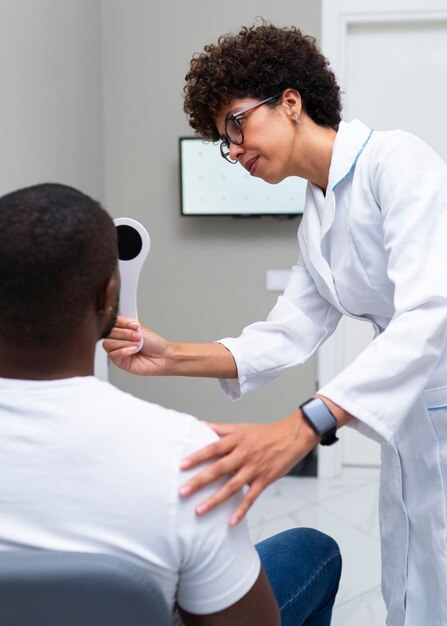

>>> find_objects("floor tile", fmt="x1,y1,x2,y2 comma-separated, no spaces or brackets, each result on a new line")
247,470,379,529
249,504,381,606
341,466,380,481
281,472,377,507
247,477,313,525
331,586,387,626
321,479,380,541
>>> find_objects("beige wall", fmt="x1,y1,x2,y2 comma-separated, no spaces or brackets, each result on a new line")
0,0,103,199
102,1,321,423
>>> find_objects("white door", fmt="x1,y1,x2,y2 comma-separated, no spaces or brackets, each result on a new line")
318,0,447,475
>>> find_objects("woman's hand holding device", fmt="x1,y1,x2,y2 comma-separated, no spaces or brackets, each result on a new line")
103,318,172,376
104,317,238,379
104,218,172,375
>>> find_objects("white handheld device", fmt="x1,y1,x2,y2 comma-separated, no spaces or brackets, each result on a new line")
114,217,150,352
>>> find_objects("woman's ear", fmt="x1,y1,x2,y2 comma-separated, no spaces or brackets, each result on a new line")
281,88,302,123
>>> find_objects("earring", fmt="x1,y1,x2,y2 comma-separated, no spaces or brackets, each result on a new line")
294,113,301,125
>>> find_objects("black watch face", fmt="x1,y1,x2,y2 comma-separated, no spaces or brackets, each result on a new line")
300,399,338,445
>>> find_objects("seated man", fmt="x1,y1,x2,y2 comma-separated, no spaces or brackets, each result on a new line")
0,183,341,626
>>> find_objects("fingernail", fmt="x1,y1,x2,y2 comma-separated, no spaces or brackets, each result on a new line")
229,515,239,526
127,346,138,354
133,332,142,341
196,503,208,515
180,458,192,470
179,484,192,497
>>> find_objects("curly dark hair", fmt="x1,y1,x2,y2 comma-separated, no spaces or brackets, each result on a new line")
184,22,342,140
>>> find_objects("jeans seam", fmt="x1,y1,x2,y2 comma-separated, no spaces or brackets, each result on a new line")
279,550,341,612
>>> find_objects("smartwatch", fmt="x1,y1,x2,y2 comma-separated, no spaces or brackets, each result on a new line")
299,398,339,446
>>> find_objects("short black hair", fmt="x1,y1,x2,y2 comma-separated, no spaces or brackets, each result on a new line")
184,21,342,140
0,183,117,345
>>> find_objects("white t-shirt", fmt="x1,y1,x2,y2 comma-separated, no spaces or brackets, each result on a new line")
0,376,260,621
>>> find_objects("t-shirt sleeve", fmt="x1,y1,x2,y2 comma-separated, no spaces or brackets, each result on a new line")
174,420,261,615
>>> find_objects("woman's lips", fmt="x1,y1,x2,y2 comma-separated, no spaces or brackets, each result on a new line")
245,156,258,176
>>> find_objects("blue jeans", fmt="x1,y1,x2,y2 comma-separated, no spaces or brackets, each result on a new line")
256,528,342,626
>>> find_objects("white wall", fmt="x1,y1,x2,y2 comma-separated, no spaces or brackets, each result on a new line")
101,1,321,423
0,0,103,199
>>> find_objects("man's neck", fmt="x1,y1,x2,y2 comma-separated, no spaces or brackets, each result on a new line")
0,338,96,380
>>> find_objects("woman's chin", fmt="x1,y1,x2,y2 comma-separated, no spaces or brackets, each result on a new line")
261,172,286,185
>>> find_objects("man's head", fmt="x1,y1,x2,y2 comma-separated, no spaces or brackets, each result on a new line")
0,183,118,351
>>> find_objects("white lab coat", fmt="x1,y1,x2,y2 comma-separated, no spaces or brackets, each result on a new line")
219,119,447,626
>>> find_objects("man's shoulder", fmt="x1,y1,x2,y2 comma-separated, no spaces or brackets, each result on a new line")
91,378,218,449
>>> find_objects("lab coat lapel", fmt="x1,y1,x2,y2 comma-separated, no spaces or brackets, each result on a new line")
300,185,342,307
299,119,374,312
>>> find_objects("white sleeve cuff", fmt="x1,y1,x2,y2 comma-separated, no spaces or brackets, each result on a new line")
318,382,394,444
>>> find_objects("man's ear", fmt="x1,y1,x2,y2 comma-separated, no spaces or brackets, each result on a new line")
96,270,120,319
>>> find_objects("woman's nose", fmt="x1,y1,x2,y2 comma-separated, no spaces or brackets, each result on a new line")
229,142,244,161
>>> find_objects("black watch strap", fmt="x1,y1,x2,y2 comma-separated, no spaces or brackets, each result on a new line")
299,398,339,446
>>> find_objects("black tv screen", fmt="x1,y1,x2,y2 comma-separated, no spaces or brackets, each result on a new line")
179,137,307,217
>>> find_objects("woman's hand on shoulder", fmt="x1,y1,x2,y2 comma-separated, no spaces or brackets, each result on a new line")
179,412,320,525
102,316,171,376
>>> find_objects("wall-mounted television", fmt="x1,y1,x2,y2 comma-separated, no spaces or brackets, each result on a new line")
179,137,307,217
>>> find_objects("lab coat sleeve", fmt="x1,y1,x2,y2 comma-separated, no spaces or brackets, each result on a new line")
218,258,342,399
319,132,447,442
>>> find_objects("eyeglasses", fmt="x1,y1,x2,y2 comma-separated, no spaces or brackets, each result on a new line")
219,93,282,163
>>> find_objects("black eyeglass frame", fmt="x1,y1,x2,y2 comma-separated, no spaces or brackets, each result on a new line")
219,93,283,163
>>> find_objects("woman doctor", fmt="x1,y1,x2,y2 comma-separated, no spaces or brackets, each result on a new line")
104,23,447,626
